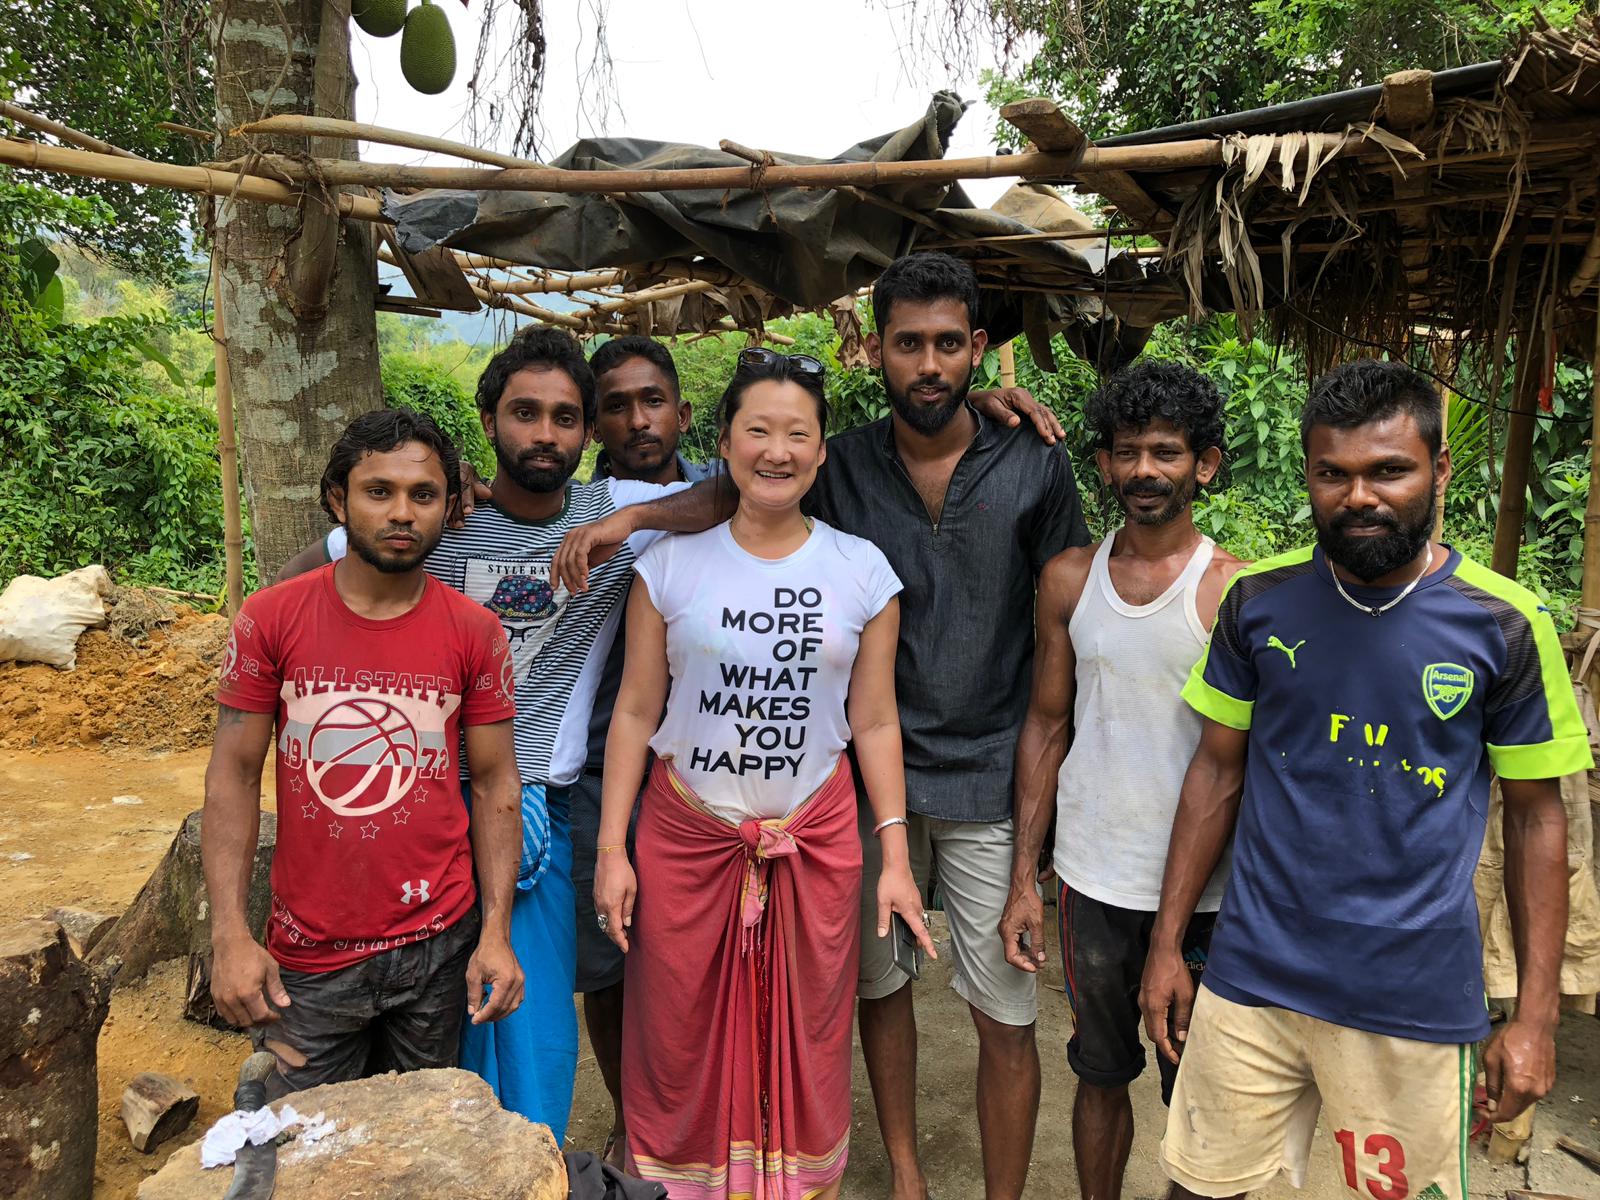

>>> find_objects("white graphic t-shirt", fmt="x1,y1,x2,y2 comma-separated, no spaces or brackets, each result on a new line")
328,477,684,786
635,520,902,823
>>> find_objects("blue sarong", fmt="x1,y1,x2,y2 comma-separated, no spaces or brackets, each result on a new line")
459,782,578,1143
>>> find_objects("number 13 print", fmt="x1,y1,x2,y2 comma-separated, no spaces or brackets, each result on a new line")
1334,1129,1407,1200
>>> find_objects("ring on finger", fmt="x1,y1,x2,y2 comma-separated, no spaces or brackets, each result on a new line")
597,913,610,932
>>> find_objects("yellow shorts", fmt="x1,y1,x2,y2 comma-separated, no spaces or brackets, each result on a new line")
1162,987,1472,1200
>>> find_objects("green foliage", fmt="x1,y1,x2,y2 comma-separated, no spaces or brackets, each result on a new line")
379,352,495,477
0,174,248,595
0,0,211,282
982,1,1583,142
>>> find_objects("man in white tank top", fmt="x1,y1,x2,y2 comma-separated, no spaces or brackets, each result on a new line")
998,362,1244,1200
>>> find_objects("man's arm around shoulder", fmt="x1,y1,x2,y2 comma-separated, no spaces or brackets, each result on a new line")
552,476,736,593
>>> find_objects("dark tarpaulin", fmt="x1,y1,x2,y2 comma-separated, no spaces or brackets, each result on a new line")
383,93,1166,369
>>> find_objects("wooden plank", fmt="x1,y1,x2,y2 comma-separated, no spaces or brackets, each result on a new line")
1381,69,1435,129
375,297,443,318
1555,1134,1600,1174
377,227,480,313
1001,97,1167,228
999,98,1087,155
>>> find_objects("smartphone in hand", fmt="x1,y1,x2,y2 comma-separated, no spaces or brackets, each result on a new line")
890,912,923,982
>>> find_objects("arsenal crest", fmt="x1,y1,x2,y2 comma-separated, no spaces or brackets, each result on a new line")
1422,663,1474,721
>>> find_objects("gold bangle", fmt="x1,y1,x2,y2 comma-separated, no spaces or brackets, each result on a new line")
596,843,625,853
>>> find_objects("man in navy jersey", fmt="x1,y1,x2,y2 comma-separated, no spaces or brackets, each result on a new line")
1140,359,1590,1200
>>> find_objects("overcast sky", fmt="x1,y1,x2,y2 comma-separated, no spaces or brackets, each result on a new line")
352,0,1024,203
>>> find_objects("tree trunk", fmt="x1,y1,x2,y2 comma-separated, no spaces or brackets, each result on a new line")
89,810,277,984
212,0,381,580
0,920,112,1200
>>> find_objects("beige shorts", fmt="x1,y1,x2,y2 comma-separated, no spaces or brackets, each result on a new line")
1162,987,1471,1200
856,804,1038,1026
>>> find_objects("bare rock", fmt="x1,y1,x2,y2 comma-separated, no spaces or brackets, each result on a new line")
42,906,118,957
137,1068,565,1199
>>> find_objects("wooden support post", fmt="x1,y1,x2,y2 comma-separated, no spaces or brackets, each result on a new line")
212,257,244,615
1584,305,1600,612
998,340,1017,388
1,920,112,1199
1491,343,1541,579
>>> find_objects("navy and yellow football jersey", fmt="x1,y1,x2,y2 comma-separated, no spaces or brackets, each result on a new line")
1184,544,1592,1042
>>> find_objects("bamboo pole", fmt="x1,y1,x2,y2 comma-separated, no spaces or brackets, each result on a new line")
1491,338,1541,578
1582,302,1600,610
234,115,534,169
0,139,386,222
585,278,718,314
0,100,141,159
210,256,245,615
998,341,1017,388
209,131,1311,196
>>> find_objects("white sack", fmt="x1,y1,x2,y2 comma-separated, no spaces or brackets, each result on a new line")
0,565,112,669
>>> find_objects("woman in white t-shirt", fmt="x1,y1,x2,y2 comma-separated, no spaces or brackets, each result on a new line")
593,349,932,1200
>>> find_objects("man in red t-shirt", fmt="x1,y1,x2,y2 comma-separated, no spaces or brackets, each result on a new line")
203,409,524,1097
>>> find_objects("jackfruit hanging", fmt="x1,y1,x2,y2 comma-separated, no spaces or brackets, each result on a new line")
352,0,407,38
400,0,457,95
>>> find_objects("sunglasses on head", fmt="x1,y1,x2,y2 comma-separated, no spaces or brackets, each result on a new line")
737,347,825,377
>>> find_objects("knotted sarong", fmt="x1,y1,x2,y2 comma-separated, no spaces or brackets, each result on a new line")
623,755,861,1199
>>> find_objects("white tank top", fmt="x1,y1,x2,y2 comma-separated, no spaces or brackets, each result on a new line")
1053,534,1231,911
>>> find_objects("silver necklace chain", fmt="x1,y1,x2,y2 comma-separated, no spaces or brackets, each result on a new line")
1329,549,1434,617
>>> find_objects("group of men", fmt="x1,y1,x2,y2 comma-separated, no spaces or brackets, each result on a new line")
202,250,1589,1200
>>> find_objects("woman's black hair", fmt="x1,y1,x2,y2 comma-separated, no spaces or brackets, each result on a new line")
319,408,461,522
715,354,829,436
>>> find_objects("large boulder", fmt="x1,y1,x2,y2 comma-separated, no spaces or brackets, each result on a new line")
138,1069,565,1199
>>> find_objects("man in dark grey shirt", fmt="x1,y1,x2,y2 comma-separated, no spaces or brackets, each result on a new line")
553,253,1087,1200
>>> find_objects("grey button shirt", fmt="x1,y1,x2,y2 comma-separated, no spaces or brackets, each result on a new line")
808,407,1089,822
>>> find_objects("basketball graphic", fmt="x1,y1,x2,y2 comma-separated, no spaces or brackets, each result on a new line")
498,647,518,702
485,575,556,620
305,698,420,816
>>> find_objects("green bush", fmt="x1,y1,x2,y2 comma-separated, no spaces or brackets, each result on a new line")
380,352,495,478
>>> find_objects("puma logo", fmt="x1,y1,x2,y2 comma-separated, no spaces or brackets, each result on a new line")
1267,636,1305,669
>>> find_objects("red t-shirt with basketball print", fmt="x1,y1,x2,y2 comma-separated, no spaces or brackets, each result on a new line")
217,565,515,973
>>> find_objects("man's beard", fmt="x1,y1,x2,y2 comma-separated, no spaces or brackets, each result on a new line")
495,437,581,493
347,524,437,574
887,364,973,436
615,433,670,474
1314,486,1436,582
1116,473,1197,527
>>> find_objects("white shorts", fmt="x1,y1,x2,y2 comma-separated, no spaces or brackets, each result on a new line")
856,804,1038,1026
1162,987,1472,1200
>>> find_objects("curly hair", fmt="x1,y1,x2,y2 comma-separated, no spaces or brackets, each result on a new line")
319,408,461,522
1301,359,1441,457
475,325,596,425
1085,360,1226,462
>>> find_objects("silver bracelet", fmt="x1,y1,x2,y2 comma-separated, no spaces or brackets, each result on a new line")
873,816,909,837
